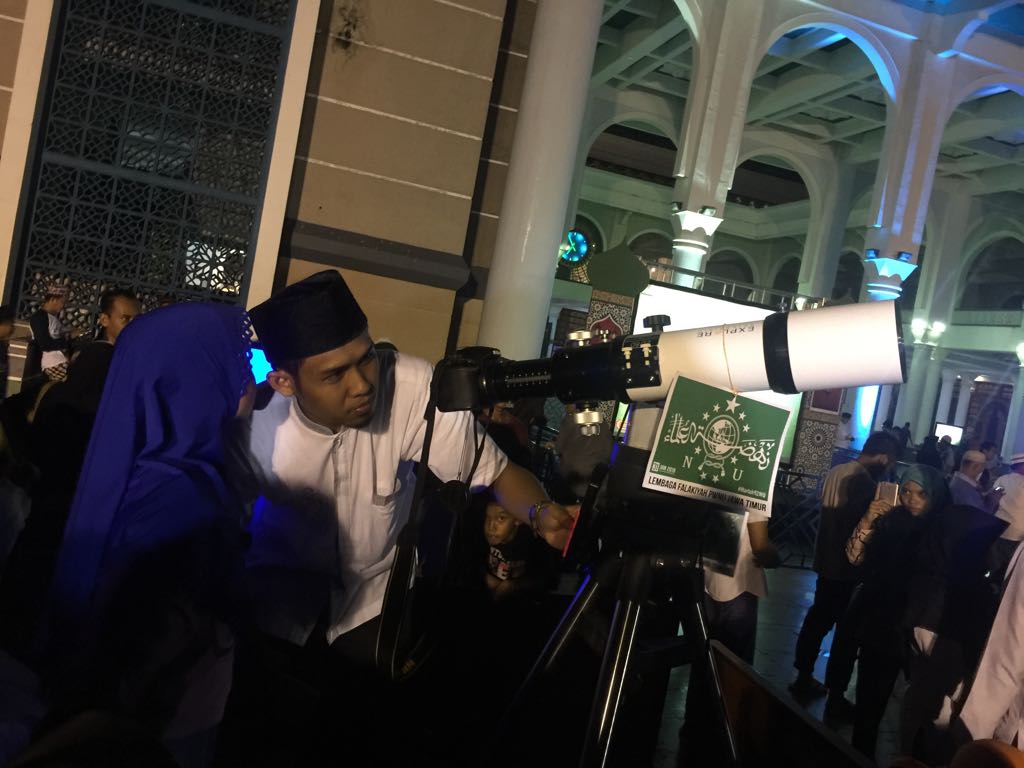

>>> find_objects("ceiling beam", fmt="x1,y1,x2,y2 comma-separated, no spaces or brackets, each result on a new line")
591,6,687,86
967,164,1024,195
746,44,877,122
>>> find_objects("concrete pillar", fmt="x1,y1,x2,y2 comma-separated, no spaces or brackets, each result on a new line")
954,373,973,427
912,185,972,326
935,368,957,427
860,46,956,300
1002,365,1024,460
798,162,855,299
477,0,603,360
668,0,765,287
915,349,949,443
873,384,895,430
894,344,930,429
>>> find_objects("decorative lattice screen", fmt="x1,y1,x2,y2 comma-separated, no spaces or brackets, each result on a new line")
15,0,294,331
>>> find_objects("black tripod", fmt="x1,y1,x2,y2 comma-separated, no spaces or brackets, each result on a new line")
500,444,740,768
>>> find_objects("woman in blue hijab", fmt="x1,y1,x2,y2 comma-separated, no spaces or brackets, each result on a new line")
42,302,255,765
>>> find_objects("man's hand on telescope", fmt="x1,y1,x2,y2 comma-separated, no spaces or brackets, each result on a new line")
490,462,579,551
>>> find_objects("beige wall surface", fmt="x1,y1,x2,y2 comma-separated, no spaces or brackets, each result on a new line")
286,258,456,363
0,0,51,300
289,0,506,257
466,0,534,271
0,0,29,193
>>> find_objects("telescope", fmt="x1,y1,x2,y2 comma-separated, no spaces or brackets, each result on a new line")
434,299,905,422
388,299,906,767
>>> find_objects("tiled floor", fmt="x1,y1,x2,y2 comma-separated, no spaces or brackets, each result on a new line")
651,567,903,767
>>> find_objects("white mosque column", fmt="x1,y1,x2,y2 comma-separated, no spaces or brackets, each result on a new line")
477,0,603,360
873,384,895,430
935,368,957,427
954,373,973,427
913,185,972,328
860,48,956,301
1003,353,1024,459
894,344,930,429
669,0,765,287
798,162,855,299
915,348,949,443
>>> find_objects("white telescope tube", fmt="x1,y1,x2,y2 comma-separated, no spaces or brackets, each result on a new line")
624,299,905,402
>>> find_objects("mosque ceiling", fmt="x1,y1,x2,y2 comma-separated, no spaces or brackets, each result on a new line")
591,1,1024,203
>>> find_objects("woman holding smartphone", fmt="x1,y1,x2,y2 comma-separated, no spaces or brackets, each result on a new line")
845,464,1005,763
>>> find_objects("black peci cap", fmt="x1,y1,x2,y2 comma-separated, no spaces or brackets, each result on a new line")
249,270,368,365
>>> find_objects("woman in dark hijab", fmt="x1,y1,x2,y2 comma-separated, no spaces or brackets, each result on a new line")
845,464,948,759
39,302,255,767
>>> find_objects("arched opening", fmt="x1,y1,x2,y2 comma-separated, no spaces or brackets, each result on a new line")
957,237,1024,311
936,87,1024,313
772,257,801,294
738,25,888,306
706,249,755,300
833,251,864,303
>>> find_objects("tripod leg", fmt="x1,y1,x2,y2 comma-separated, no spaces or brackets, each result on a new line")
501,554,621,729
580,552,651,768
677,568,739,767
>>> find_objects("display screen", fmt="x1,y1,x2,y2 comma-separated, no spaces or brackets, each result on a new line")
250,345,273,384
934,422,964,445
632,284,803,464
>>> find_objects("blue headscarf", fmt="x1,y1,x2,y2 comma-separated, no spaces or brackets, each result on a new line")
49,302,253,638
900,463,950,513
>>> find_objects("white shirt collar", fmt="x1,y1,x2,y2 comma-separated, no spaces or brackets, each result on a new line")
289,397,342,438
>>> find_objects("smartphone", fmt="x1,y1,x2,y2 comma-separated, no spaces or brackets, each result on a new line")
876,481,900,507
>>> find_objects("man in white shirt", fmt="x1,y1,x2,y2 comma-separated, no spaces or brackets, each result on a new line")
229,270,576,765
959,541,1024,748
678,512,779,766
991,453,1024,580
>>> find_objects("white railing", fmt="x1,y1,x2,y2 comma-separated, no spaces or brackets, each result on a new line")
951,310,1024,327
645,261,826,311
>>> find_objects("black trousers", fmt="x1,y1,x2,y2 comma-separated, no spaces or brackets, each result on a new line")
678,592,758,768
793,576,857,692
851,644,902,760
216,616,408,768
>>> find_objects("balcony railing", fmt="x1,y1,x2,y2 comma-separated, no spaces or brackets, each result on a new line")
645,260,826,311
951,310,1024,327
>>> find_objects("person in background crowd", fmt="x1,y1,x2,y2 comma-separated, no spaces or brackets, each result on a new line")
845,465,946,760
28,285,74,382
0,291,143,662
917,435,944,471
990,453,1024,581
980,441,1001,489
833,412,854,451
949,450,1001,513
937,435,956,477
791,431,900,720
679,511,781,765
959,540,1024,749
898,422,912,450
95,288,141,345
